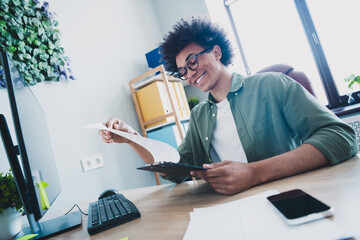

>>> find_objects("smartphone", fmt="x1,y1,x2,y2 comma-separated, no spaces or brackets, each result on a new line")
267,189,333,225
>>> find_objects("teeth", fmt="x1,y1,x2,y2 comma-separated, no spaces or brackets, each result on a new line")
195,74,204,84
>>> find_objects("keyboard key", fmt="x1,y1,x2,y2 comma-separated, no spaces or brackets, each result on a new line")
109,201,121,217
99,204,108,222
105,203,114,220
121,201,134,213
114,200,127,216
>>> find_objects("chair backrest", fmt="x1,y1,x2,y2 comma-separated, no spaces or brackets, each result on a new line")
256,63,317,98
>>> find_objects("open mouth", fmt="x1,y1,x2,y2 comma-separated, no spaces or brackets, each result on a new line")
195,73,205,85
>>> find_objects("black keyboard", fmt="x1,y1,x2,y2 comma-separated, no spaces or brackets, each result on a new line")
87,193,141,235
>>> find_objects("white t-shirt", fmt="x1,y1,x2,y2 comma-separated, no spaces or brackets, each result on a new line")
210,98,248,163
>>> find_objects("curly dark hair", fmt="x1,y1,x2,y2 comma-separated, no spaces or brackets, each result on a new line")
159,16,234,74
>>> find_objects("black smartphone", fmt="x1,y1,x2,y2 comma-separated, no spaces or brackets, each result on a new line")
267,189,333,225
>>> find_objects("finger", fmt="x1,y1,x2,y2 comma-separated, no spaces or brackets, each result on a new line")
204,160,232,169
99,129,116,143
106,118,119,129
191,168,224,182
199,167,227,178
207,178,229,187
113,123,122,130
99,129,110,136
118,121,128,129
204,176,224,186
98,131,107,142
207,180,234,194
190,170,208,180
119,121,136,134
102,133,111,142
98,130,109,139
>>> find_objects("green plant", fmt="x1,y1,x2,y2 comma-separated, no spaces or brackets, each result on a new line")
0,0,74,88
0,170,24,214
345,74,360,90
188,96,200,110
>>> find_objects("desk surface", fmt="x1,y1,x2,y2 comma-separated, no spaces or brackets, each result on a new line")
55,156,360,239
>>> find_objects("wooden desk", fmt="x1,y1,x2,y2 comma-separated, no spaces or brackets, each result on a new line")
55,156,360,239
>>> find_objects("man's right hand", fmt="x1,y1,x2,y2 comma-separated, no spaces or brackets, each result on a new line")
99,118,140,144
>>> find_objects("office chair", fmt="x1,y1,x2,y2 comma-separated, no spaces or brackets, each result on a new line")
256,63,317,98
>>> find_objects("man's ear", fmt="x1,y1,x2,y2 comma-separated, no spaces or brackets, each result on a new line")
212,45,222,61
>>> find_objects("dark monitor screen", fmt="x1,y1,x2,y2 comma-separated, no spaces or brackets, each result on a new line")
1,52,61,220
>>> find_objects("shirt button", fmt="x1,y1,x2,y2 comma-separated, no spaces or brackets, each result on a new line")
205,137,208,141
212,113,215,117
235,92,238,95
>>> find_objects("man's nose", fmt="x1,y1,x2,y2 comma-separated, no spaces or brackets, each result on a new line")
187,68,197,82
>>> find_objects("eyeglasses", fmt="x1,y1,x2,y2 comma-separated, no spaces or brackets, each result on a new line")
175,47,213,81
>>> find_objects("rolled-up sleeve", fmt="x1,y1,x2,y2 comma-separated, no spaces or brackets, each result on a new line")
278,74,358,165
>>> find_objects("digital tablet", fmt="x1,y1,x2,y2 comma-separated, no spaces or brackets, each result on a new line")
137,162,206,176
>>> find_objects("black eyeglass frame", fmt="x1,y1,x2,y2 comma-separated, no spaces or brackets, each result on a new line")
175,47,213,81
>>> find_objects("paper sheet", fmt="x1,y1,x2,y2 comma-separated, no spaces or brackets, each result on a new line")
183,190,349,240
84,122,180,163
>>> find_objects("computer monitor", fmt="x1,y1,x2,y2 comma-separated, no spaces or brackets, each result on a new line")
0,51,81,239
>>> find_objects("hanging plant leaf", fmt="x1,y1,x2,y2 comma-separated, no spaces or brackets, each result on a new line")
11,0,21,7
15,26,24,40
1,3,9,13
23,53,31,59
7,45,17,52
40,33,48,43
38,60,47,70
38,52,49,61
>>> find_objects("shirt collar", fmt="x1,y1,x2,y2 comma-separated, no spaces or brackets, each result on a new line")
207,72,245,105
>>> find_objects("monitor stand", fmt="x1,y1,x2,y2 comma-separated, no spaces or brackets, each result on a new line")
15,211,82,239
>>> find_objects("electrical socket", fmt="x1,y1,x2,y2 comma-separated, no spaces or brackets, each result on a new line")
81,153,104,172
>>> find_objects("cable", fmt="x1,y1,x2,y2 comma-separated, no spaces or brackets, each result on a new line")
64,204,88,216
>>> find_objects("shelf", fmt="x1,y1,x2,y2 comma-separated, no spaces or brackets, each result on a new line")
145,118,190,132
129,65,190,136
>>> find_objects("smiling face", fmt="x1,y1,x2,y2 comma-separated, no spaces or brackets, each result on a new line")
175,43,224,93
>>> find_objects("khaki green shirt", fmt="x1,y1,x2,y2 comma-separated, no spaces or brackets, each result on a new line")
164,72,357,183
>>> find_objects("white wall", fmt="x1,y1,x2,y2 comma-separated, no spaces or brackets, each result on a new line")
152,0,209,34
0,0,209,216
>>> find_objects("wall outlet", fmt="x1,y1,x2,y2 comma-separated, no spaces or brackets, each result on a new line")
81,153,104,172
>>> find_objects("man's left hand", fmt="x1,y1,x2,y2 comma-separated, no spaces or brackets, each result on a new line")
190,160,257,195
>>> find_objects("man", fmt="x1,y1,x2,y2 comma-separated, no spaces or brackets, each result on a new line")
100,17,357,195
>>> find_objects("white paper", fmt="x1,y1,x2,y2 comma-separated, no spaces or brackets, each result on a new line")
183,190,349,240
84,122,180,163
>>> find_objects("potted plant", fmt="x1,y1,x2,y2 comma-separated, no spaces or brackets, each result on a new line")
0,170,25,240
344,74,360,104
188,96,200,110
345,74,360,89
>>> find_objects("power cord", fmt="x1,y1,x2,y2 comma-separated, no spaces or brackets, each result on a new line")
64,204,88,216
